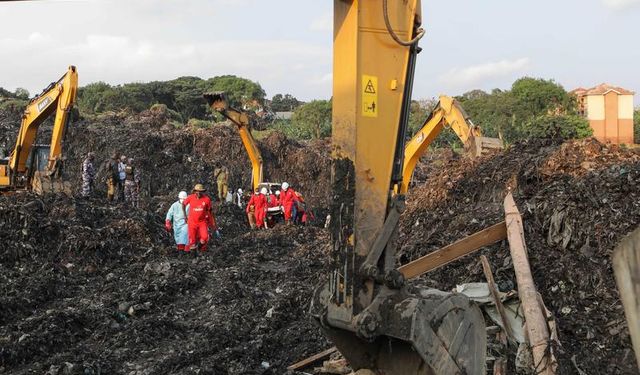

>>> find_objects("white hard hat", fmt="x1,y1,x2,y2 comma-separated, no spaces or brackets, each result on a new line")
260,187,268,195
178,191,188,199
282,182,289,190
237,188,243,194
275,190,280,195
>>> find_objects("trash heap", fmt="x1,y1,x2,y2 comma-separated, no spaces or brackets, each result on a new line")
399,138,640,374
0,106,331,211
0,193,331,375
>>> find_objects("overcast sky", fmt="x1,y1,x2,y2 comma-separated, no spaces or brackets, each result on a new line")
0,0,638,104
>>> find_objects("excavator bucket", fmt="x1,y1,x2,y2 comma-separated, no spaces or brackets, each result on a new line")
613,227,640,369
203,92,229,112
31,171,72,195
312,286,487,374
466,135,504,157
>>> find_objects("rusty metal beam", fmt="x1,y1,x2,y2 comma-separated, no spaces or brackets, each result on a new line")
398,221,507,280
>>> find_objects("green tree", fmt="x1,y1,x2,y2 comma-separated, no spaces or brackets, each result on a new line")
203,75,266,109
77,82,114,113
524,114,592,140
14,88,29,100
291,100,332,139
511,77,574,117
271,93,301,112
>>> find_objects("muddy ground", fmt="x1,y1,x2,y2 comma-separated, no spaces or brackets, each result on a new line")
1,107,640,374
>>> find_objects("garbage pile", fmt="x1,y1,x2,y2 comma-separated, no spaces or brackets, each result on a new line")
0,193,331,374
399,138,640,374
0,106,331,212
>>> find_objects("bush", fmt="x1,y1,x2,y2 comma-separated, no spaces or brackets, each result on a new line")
0,99,28,112
187,118,213,129
524,114,592,140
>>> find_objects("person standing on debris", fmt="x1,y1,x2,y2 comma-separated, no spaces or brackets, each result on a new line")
81,152,95,197
124,158,141,208
213,164,229,202
165,191,189,251
246,188,259,229
117,155,127,201
183,184,218,252
280,182,299,225
103,153,120,201
234,188,244,209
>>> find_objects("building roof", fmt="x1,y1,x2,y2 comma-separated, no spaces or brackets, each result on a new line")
573,83,635,96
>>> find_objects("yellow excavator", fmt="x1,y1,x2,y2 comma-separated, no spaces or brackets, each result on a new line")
203,92,266,192
308,1,486,374
401,95,503,193
0,66,78,194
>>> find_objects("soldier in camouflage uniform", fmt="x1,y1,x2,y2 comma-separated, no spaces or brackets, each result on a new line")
124,158,141,208
81,152,95,197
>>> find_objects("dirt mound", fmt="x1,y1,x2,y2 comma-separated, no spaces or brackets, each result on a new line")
399,138,640,374
0,193,331,374
0,108,331,214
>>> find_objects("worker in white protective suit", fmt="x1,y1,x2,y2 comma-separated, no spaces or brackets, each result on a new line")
165,191,190,251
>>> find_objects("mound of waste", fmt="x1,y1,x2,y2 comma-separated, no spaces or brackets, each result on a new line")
0,193,331,374
399,138,640,374
0,107,331,212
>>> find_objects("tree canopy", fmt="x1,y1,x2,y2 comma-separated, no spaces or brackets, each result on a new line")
457,77,590,143
271,94,302,112
77,75,266,123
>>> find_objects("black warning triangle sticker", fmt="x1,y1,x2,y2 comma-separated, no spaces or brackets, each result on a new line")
364,80,376,94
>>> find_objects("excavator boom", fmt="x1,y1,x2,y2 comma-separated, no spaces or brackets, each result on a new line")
401,95,503,194
204,92,263,191
310,2,486,374
0,66,78,194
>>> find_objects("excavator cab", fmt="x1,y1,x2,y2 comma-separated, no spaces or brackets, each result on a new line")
27,145,72,195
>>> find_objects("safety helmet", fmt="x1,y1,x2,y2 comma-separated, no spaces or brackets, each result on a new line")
275,190,280,196
282,182,289,190
193,184,206,192
178,191,188,199
260,187,268,195
237,188,243,194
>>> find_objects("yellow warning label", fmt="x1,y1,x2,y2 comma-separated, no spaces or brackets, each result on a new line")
362,75,378,118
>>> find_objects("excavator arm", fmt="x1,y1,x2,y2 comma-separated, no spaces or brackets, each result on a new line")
401,95,502,194
310,2,486,374
0,66,78,193
203,92,263,191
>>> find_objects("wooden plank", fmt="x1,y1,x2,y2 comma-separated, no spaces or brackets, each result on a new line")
613,226,640,370
504,192,556,374
287,347,338,371
481,255,515,343
399,221,507,279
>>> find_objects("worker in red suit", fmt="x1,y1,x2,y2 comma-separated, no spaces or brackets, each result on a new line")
254,187,269,228
294,191,310,225
280,182,299,225
183,183,217,252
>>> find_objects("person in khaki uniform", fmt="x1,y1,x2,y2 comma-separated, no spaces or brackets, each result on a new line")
103,153,119,201
213,165,229,202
